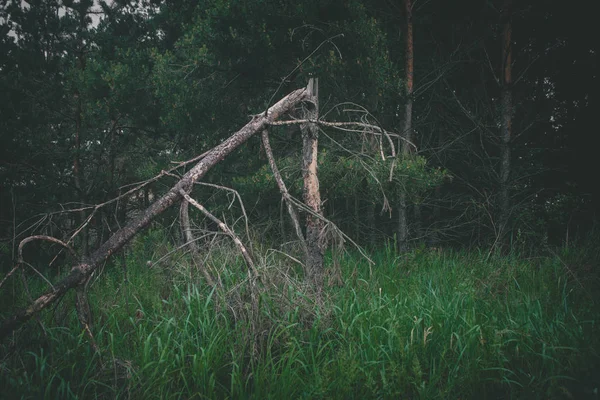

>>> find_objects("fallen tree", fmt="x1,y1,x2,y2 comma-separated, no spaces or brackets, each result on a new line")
0,85,310,340
1,78,402,340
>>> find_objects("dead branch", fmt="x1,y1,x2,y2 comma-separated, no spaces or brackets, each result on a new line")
179,190,262,328
269,119,408,154
18,235,78,263
0,265,20,291
267,112,379,271
8,151,212,265
180,194,216,287
194,182,252,243
0,236,79,291
179,190,258,278
261,129,309,259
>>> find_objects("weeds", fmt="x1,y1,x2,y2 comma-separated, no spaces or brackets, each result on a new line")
1,236,599,399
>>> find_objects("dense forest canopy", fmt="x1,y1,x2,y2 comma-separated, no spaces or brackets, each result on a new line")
1,0,597,258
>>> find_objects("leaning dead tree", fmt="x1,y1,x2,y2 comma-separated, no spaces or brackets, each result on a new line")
0,85,310,340
1,79,401,340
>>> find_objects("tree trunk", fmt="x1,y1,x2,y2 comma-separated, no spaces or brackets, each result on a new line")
397,193,409,251
301,78,324,290
0,86,310,339
413,201,422,242
431,126,444,246
367,200,375,244
499,0,513,243
398,0,415,252
354,195,360,241
74,50,88,256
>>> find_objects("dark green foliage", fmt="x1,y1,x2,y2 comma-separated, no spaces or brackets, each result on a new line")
2,0,596,256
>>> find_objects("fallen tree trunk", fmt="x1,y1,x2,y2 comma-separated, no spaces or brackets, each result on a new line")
0,86,309,340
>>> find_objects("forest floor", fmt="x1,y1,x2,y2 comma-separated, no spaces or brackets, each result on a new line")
1,233,599,399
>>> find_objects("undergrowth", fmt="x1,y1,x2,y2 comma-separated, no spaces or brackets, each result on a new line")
1,234,599,399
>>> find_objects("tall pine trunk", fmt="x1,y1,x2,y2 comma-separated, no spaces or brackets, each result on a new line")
499,0,513,244
398,0,414,252
73,49,88,256
432,127,444,246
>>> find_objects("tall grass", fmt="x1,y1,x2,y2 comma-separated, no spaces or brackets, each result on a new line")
1,237,599,399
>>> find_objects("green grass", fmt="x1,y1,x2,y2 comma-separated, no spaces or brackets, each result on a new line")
1,239,599,399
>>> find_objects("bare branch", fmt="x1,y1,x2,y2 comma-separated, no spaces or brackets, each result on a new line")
180,194,216,287
194,182,251,243
0,265,20,290
261,129,309,258
269,119,409,154
179,190,258,279
18,235,78,263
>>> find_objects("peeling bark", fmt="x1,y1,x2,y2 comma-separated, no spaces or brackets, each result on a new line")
301,78,324,290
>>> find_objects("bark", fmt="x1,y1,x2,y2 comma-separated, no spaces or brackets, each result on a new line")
0,86,309,340
398,0,414,252
301,78,324,290
499,0,513,241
